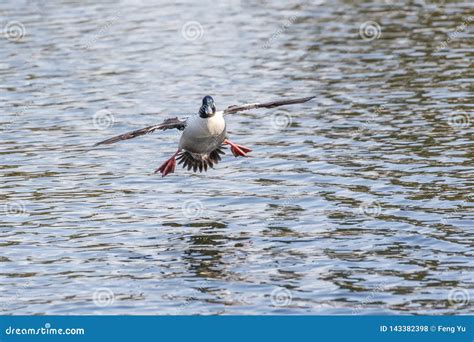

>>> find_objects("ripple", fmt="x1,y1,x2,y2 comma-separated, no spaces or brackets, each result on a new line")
0,0,472,315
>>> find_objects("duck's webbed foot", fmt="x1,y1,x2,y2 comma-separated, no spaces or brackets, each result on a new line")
154,149,180,177
224,139,252,157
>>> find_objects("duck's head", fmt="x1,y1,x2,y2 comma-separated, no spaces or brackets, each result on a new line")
199,95,216,118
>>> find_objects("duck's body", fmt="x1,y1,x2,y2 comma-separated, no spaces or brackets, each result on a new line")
94,95,315,177
177,109,228,172
179,110,226,154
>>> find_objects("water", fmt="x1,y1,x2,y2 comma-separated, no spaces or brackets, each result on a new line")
1,0,473,315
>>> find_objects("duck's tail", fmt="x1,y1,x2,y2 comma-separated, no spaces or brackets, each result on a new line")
176,146,226,172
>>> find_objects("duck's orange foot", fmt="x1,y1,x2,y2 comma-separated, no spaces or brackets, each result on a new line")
224,139,252,157
154,150,180,177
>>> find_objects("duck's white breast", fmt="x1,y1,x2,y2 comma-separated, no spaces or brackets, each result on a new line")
179,111,226,152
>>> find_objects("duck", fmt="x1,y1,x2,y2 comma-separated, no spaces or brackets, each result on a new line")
95,95,315,177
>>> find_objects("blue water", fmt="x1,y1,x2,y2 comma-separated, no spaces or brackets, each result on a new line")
0,0,473,315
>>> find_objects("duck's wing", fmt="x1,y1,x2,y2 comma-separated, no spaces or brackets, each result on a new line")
94,117,187,146
223,96,315,115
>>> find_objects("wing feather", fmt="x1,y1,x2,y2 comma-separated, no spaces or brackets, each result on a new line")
223,96,315,114
94,117,187,146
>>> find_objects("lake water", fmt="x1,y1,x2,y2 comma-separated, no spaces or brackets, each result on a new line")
1,0,473,315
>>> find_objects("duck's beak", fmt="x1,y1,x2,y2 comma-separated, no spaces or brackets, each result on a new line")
205,105,214,115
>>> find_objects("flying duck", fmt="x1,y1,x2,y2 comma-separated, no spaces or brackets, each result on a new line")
95,95,315,177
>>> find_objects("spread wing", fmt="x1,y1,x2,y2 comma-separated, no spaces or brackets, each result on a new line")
223,96,315,115
94,117,187,146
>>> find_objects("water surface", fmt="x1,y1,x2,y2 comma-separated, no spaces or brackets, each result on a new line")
1,0,473,314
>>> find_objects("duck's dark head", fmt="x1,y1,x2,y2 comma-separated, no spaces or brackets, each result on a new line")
199,95,216,118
